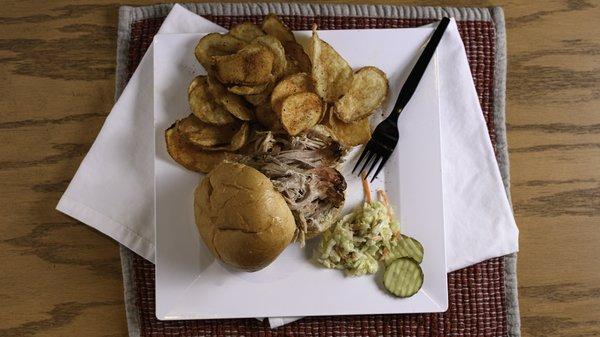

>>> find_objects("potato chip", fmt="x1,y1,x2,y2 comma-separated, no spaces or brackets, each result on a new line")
188,76,203,95
214,45,275,85
283,57,302,77
228,83,269,95
270,72,313,113
195,33,246,71
255,103,280,130
283,41,311,74
188,76,236,125
228,123,250,151
335,66,389,122
244,92,270,106
165,125,237,174
176,114,241,148
307,26,353,102
206,76,254,121
229,22,264,42
252,35,287,79
280,92,323,136
324,107,371,147
261,14,295,43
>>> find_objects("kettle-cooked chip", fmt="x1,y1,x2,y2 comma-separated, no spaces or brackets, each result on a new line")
176,114,241,148
228,122,250,151
335,66,389,122
195,33,246,71
283,41,311,74
229,22,264,42
214,45,275,85
255,103,281,130
307,26,353,102
188,76,236,125
261,14,295,43
244,92,270,106
165,125,237,174
188,76,203,95
252,35,287,79
228,83,269,95
270,72,313,114
280,92,323,136
324,107,371,147
206,76,254,121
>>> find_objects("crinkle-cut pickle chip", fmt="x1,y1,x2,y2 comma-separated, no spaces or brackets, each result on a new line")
229,22,264,42
307,26,354,102
335,66,389,122
228,83,269,95
188,76,236,125
384,235,424,266
324,107,371,147
280,92,323,136
194,33,246,71
261,14,295,43
206,76,254,121
176,114,241,148
255,103,281,130
283,41,311,74
165,125,236,174
383,257,424,298
252,35,287,79
214,45,275,85
270,72,313,114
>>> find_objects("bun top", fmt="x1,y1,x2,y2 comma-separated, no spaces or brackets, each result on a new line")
194,161,296,271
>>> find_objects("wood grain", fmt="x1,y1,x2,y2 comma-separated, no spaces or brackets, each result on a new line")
0,1,598,336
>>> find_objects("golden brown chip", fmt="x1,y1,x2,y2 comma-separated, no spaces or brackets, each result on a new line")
255,103,281,130
307,26,354,102
324,107,371,147
214,45,275,85
280,92,323,136
228,123,250,151
261,14,295,43
176,114,241,148
165,125,237,174
188,76,203,95
283,41,311,74
270,72,313,113
252,35,287,79
228,83,269,95
206,76,254,121
199,122,250,152
195,33,246,71
283,56,302,77
244,92,270,106
229,22,265,42
188,76,236,125
335,66,389,122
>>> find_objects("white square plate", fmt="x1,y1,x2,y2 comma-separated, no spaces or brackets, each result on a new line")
154,28,447,320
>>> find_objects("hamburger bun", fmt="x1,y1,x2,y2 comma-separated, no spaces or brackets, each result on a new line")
194,161,296,271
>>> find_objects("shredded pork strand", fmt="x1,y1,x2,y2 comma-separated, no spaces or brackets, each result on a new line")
242,129,347,244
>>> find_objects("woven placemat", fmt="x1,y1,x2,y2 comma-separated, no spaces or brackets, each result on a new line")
116,3,519,336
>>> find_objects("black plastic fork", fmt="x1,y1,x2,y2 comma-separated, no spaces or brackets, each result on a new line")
353,17,451,181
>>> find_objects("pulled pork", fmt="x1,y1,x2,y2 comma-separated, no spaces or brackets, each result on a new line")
242,128,347,243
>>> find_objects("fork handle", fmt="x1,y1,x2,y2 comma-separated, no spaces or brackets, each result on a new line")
392,17,450,115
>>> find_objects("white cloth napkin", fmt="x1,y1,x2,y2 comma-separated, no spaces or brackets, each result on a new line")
57,4,518,329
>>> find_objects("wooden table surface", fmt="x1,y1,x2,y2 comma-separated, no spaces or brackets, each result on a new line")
0,1,598,336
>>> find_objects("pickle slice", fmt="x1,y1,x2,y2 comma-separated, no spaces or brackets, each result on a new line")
384,235,424,265
383,257,423,298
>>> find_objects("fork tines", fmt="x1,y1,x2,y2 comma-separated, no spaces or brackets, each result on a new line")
352,143,390,182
